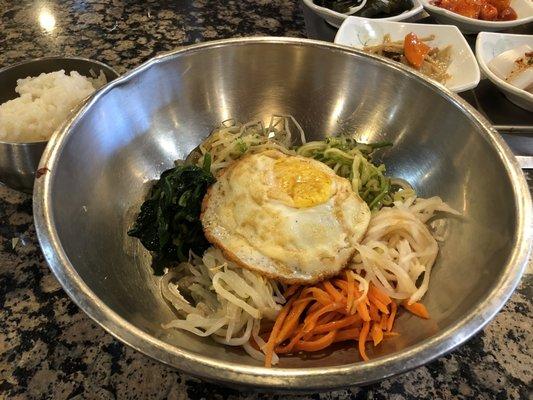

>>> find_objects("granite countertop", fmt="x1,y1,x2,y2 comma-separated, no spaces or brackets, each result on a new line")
1,1,532,399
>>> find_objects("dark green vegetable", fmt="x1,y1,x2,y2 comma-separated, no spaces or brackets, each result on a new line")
315,0,412,17
128,155,215,275
355,0,413,18
314,0,365,13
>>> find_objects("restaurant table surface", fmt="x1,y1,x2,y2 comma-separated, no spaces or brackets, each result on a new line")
0,1,531,399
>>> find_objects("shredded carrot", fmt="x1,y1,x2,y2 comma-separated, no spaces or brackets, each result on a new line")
332,279,348,296
370,297,390,315
380,313,388,331
333,279,348,291
293,296,314,305
371,322,384,346
359,321,370,361
315,312,339,326
284,284,301,299
351,292,362,315
277,298,313,343
346,270,355,314
262,270,431,367
402,301,430,319
294,331,337,352
264,296,295,367
369,303,381,322
356,301,371,322
302,313,341,340
301,287,334,305
334,280,362,313
303,302,344,333
387,302,397,332
307,301,322,314
334,328,361,342
322,281,345,303
276,329,306,353
368,284,392,305
313,315,361,334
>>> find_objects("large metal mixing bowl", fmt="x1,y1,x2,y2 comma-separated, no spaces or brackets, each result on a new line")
33,38,532,391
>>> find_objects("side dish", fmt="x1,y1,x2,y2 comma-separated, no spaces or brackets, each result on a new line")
488,45,533,94
314,0,365,13
0,70,106,143
128,115,458,366
364,33,452,83
431,0,518,20
315,0,414,17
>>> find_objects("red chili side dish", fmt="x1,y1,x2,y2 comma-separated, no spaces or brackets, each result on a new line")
431,0,518,20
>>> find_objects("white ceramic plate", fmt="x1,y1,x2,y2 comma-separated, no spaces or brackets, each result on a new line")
302,0,424,27
476,32,533,111
420,0,533,33
335,17,480,92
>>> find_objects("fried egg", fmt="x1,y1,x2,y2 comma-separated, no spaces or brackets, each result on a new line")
201,150,371,284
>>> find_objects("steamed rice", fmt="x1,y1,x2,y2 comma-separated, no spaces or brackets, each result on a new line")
0,70,106,143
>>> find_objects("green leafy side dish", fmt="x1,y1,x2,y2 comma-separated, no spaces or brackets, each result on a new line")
314,0,365,13
128,155,215,275
314,0,413,17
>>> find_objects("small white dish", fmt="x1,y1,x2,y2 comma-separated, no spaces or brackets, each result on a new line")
419,0,533,34
302,0,424,28
476,32,533,112
335,17,481,92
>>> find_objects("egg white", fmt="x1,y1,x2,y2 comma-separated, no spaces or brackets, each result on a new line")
201,150,371,284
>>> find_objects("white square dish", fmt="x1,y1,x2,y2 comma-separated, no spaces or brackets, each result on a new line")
335,17,481,92
476,32,533,112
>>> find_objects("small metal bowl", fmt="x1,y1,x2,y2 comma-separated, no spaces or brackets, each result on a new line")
0,57,119,193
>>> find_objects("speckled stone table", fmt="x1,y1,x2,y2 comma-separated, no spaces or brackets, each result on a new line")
1,1,532,399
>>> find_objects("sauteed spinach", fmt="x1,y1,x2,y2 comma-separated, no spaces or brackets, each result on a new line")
128,155,215,275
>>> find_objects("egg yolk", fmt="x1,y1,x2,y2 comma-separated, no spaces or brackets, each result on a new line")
273,159,332,208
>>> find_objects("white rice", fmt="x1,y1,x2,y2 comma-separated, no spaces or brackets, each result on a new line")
0,69,106,143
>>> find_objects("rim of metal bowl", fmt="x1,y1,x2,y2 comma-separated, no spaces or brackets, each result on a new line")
0,56,119,146
32,37,533,390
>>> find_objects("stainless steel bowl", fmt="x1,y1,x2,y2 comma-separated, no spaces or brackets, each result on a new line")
0,57,119,193
33,38,532,390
